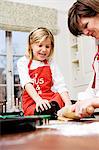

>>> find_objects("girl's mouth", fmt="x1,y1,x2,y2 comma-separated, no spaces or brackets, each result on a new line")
39,53,46,56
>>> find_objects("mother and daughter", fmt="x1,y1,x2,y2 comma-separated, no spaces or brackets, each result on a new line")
17,0,99,119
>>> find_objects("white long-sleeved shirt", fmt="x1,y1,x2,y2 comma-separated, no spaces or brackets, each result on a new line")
78,60,99,99
17,56,69,94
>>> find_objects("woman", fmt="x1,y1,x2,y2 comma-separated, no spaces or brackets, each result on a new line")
58,0,99,118
68,0,99,117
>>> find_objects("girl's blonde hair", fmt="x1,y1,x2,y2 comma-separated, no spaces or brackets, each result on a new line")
26,27,54,60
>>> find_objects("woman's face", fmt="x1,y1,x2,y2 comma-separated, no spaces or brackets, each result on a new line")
79,14,99,40
31,37,52,61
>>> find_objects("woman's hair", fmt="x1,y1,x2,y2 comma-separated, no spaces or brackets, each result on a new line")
27,27,54,60
68,0,99,36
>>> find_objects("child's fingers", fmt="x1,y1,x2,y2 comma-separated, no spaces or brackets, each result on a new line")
39,104,45,111
36,103,44,112
57,109,62,116
45,100,51,109
36,100,51,111
41,100,51,110
36,105,39,112
57,107,66,117
42,102,49,110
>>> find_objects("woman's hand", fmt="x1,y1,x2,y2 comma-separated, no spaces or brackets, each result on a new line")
72,99,94,118
35,99,51,112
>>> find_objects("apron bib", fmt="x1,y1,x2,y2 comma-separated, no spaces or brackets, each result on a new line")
22,60,64,116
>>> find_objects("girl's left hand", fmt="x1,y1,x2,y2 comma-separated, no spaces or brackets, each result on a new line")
57,106,66,117
57,104,72,117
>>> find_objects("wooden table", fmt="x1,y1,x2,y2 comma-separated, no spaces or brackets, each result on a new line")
0,117,99,150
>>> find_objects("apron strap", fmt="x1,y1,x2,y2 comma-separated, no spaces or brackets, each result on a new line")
43,59,48,64
92,45,99,88
28,59,48,69
28,59,32,69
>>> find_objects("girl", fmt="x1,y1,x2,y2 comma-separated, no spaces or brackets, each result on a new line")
17,27,71,116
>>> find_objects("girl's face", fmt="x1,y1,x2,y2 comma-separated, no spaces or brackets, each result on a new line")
31,37,52,61
79,14,99,40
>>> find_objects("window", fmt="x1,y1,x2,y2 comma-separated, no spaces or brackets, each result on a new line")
0,30,29,112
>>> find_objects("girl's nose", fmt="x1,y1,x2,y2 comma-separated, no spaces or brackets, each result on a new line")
42,47,46,51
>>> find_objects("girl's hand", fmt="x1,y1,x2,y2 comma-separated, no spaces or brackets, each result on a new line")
57,106,66,117
36,99,51,112
57,104,72,117
57,105,80,119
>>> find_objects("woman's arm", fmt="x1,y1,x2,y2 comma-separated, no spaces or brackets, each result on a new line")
92,98,99,108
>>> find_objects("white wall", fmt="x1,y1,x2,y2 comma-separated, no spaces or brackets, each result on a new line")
6,0,75,11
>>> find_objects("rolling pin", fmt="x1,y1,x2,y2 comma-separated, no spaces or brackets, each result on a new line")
58,105,94,120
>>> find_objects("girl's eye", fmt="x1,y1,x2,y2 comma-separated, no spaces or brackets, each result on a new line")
39,45,42,47
46,46,50,48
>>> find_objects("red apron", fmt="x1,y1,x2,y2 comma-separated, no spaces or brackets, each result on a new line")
22,60,64,116
92,45,99,88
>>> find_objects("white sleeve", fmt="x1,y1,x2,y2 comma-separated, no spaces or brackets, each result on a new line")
77,78,96,99
50,59,69,93
84,60,99,98
78,60,99,99
17,56,32,88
